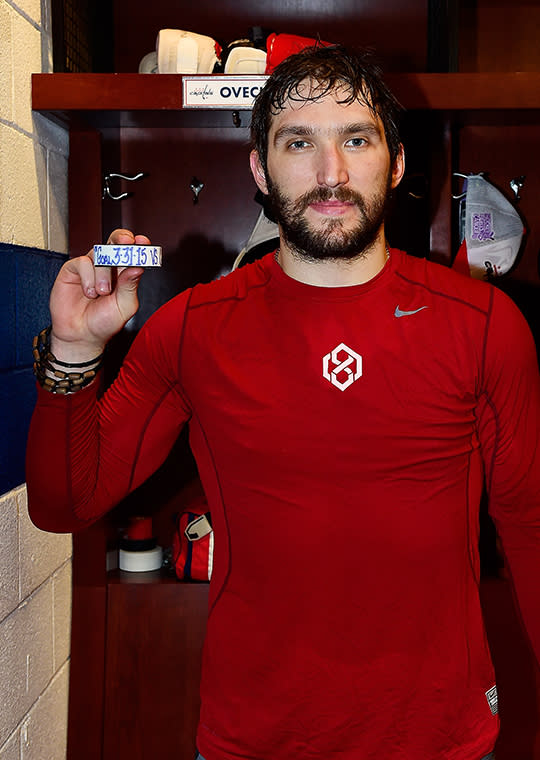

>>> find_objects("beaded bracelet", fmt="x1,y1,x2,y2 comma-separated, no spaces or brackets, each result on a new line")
32,326,104,395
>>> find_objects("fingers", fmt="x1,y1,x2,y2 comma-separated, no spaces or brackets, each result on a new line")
115,267,144,322
108,229,135,245
109,231,149,321
85,229,151,296
62,254,101,299
106,229,151,246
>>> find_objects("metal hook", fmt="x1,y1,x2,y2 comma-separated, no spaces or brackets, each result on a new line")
190,177,204,205
509,175,525,201
452,172,470,200
103,172,146,201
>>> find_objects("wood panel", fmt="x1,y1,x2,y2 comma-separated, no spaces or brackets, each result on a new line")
103,579,209,760
116,125,260,329
67,520,110,759
459,0,540,73
67,584,108,760
427,115,454,264
68,128,103,257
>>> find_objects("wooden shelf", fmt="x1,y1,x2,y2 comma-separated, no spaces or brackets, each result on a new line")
107,568,210,586
32,72,540,130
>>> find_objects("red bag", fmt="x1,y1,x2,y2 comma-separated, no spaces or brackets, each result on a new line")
172,504,213,581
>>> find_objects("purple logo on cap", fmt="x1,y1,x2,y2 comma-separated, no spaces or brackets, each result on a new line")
471,212,494,242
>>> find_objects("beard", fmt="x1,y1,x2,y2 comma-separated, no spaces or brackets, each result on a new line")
265,173,393,262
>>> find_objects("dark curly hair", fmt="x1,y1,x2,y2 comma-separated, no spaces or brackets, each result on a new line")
251,44,403,178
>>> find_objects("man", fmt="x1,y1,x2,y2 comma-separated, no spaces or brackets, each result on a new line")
27,45,540,760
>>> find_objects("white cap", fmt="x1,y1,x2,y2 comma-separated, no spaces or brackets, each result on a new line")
460,174,525,279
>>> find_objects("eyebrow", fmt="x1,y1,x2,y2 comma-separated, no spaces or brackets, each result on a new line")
273,122,382,146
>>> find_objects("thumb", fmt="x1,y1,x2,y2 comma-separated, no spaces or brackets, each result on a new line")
115,268,144,322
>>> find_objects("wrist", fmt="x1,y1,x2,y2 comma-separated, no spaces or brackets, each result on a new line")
50,330,105,366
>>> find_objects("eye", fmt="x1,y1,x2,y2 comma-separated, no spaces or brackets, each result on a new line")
288,139,311,151
346,137,368,148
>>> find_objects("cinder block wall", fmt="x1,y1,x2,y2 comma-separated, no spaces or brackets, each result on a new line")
0,1,72,759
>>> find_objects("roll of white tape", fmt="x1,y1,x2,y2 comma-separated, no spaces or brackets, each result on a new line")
119,546,163,572
93,244,162,268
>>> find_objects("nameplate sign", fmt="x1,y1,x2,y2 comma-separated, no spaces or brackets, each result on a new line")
182,75,268,109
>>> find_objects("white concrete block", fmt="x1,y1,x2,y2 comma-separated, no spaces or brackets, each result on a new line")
47,148,68,253
0,729,20,760
52,562,71,670
12,11,42,134
0,490,19,623
0,123,47,248
21,662,69,760
0,583,54,746
11,0,42,26
0,3,13,122
18,488,72,600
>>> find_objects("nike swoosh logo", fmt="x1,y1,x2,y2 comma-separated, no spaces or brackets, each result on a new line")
394,305,429,318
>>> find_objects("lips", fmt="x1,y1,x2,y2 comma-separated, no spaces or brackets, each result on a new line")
308,200,355,216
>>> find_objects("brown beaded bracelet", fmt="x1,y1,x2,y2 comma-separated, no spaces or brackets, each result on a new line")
32,326,104,395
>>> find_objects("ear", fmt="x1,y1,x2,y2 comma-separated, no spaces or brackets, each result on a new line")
249,150,269,195
390,144,405,189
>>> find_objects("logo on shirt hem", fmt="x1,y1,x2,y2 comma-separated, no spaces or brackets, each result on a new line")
485,685,498,715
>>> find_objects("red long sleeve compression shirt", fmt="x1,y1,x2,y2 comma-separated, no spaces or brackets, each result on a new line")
27,250,540,760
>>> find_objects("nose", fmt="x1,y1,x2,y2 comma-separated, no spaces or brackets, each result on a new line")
316,143,349,188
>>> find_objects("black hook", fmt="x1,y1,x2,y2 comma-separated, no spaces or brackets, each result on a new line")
509,175,526,201
190,177,204,204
